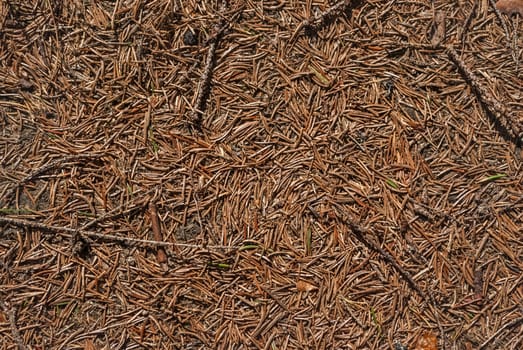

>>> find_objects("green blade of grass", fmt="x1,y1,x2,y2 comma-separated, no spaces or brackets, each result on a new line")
208,262,230,270
309,65,330,85
386,178,398,189
305,227,312,255
238,244,259,251
479,173,507,183
0,208,34,215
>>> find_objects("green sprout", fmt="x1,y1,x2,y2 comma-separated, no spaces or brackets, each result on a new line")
305,227,312,255
480,173,507,183
386,178,398,189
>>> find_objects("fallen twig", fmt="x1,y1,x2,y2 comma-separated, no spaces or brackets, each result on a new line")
446,47,522,144
79,187,157,231
189,28,220,131
490,0,511,41
80,203,147,231
303,0,354,32
189,3,243,131
1,154,105,207
0,216,172,247
0,301,27,350
340,213,449,349
291,0,360,41
458,2,477,45
429,10,446,47
479,314,523,349
345,219,429,301
0,216,239,250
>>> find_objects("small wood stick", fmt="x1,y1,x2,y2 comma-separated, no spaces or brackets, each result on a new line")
189,2,242,131
0,216,239,250
148,202,168,265
0,301,27,350
447,47,522,143
1,154,104,206
490,0,512,41
345,217,449,349
189,33,219,130
479,315,523,349
459,2,477,45
143,103,151,145
0,216,172,247
347,220,429,301
290,0,357,42
303,0,353,29
430,10,446,47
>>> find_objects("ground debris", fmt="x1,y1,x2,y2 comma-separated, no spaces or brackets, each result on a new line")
0,0,521,348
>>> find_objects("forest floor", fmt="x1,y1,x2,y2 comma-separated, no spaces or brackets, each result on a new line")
0,1,522,349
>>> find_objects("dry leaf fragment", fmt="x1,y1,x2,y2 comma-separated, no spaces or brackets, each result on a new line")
496,0,523,16
296,280,317,292
414,331,438,350
148,202,168,267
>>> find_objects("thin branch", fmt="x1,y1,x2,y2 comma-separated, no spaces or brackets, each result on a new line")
0,301,27,350
189,3,244,131
80,202,147,231
479,315,523,349
429,10,446,47
291,0,361,42
490,0,511,41
512,15,520,73
346,219,429,301
458,1,477,45
446,46,522,144
1,154,105,207
303,0,354,30
0,216,239,250
189,31,220,131
340,213,449,349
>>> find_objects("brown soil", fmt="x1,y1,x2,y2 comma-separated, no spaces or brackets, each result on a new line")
1,1,522,349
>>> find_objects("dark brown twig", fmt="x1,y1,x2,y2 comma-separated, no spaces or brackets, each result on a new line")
346,219,429,301
446,46,522,143
1,154,104,207
479,315,523,349
512,15,520,73
304,0,354,31
459,2,477,45
429,10,446,47
189,30,220,131
0,216,172,247
291,0,360,42
189,4,243,131
0,216,240,250
80,203,147,231
0,301,27,350
490,0,511,41
341,214,448,349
